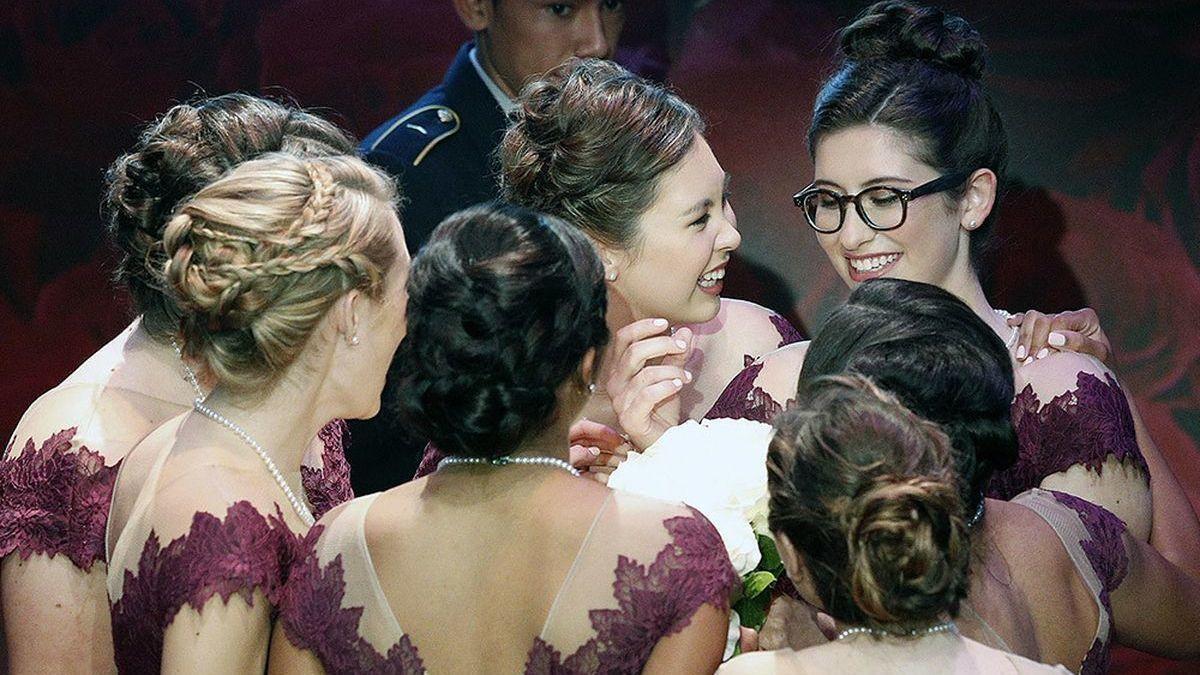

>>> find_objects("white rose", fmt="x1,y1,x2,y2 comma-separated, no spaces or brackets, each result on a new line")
608,418,773,576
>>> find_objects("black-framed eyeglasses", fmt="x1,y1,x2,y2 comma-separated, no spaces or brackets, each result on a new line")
792,171,971,233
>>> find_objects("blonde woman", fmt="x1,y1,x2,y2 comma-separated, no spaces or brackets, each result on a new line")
104,153,409,672
0,94,358,674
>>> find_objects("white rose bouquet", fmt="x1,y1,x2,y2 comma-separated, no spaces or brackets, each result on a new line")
607,418,785,641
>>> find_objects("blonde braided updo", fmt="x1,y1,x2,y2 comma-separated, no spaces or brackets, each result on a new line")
162,153,401,394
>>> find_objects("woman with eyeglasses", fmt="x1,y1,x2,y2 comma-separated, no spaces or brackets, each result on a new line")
707,0,1200,576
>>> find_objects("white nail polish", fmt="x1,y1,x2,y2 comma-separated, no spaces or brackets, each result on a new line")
1016,345,1027,360
672,378,683,387
1048,332,1066,347
1036,347,1049,360
684,370,693,382
675,339,687,350
653,318,668,327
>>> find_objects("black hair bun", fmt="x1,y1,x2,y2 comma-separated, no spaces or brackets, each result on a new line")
392,203,609,459
840,1,986,80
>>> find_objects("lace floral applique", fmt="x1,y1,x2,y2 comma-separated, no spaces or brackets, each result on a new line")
0,428,118,570
279,507,736,675
413,442,444,481
526,506,739,674
704,361,789,423
1049,490,1129,675
279,539,425,674
769,314,804,348
302,419,354,519
989,371,1149,500
110,501,304,673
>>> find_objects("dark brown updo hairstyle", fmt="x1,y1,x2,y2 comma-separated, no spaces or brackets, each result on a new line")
810,1,1009,270
768,374,971,634
163,154,400,394
393,202,609,459
799,278,1018,514
105,93,357,340
500,58,703,249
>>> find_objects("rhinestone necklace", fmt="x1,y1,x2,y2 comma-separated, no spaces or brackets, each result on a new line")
437,454,581,477
172,339,314,527
836,620,957,642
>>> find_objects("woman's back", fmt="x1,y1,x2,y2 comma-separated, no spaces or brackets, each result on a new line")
958,498,1099,671
278,472,738,673
720,632,1072,674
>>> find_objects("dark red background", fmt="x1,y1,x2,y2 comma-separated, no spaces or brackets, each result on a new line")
1,2,1197,670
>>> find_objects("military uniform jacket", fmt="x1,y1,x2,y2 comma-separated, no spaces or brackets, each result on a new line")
361,42,508,252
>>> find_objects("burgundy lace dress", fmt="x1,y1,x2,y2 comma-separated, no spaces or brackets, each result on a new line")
709,358,1148,498
102,409,350,673
412,311,803,479
1009,488,1130,675
0,408,350,575
987,371,1149,500
108,501,309,672
278,491,740,674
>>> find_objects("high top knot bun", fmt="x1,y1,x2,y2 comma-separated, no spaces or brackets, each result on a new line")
840,1,986,80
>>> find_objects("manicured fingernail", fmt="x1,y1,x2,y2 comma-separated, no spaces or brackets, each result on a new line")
672,378,683,387
1036,347,1049,360
684,370,693,382
653,318,668,327
1022,356,1032,365
1048,332,1066,347
590,446,600,456
675,339,688,350
1016,345,1027,360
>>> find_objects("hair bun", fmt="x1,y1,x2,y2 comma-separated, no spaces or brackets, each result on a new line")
839,1,986,80
848,474,969,625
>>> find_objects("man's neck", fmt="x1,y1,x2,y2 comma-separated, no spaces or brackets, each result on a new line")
471,41,519,112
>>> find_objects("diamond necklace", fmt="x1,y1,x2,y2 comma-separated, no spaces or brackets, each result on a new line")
437,454,581,477
172,339,315,527
835,620,957,642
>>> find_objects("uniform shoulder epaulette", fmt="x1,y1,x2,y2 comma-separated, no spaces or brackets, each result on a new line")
364,105,461,167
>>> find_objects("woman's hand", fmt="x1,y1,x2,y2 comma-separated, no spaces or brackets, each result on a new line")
604,318,693,451
568,419,633,484
1009,307,1112,364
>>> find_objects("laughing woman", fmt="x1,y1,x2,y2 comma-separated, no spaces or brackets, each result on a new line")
413,59,804,478
709,0,1200,572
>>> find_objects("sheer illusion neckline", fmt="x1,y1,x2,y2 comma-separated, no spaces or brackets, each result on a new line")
360,489,616,641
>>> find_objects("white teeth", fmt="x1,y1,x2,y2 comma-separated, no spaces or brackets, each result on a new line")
849,254,899,272
698,268,726,287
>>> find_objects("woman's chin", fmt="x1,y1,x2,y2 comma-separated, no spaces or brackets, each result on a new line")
675,295,722,326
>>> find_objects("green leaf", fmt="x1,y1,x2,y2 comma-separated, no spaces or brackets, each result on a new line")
742,570,776,600
733,593,770,630
757,533,783,572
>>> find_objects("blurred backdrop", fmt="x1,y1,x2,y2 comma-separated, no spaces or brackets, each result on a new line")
2,2,1198,669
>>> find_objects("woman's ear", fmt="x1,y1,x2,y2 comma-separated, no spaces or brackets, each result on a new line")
593,241,627,283
579,348,598,388
961,167,997,231
777,532,825,610
333,290,362,346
